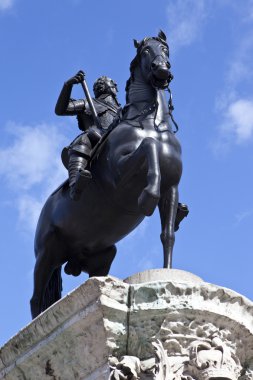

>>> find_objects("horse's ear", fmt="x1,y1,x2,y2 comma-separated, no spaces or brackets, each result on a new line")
158,29,167,41
133,39,140,48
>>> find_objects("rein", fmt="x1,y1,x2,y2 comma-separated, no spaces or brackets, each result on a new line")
122,101,156,129
167,87,179,133
123,86,180,133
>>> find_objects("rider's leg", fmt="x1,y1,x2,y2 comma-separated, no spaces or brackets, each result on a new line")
67,133,93,201
68,152,92,200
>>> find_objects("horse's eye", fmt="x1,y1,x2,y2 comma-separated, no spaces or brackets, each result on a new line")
143,48,150,54
162,47,168,55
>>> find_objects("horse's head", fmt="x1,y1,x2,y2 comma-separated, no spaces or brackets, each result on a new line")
133,30,172,89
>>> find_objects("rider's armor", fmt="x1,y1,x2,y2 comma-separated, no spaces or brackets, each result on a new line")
55,76,121,200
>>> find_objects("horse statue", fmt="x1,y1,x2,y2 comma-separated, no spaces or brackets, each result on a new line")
30,30,185,318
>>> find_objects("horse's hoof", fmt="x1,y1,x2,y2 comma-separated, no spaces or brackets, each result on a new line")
174,203,189,231
138,189,159,216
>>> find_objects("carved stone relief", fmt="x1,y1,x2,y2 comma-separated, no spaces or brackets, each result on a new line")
109,355,141,379
109,332,251,380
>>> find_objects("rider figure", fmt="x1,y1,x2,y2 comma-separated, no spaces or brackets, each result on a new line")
55,71,121,200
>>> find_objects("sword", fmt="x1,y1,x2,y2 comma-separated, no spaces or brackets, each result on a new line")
80,78,102,129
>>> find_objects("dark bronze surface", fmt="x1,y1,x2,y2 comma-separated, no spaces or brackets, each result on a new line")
55,72,121,200
30,31,188,318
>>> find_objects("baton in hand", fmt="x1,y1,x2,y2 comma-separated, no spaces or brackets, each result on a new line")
80,79,102,129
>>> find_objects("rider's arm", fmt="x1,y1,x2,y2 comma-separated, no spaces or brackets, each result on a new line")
55,82,86,116
55,71,86,116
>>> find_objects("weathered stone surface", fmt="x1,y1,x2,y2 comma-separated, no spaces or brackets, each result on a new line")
1,269,253,380
0,276,129,380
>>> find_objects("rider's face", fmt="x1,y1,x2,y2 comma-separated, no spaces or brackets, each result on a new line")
104,79,118,97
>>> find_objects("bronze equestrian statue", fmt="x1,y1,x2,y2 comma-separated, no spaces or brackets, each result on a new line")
31,30,188,318
55,74,121,200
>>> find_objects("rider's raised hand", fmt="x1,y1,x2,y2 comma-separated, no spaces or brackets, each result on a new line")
65,70,85,86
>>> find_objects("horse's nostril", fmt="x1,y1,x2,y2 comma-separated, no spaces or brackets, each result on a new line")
154,66,170,80
151,62,157,69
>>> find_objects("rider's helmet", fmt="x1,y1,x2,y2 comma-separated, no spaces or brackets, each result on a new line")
93,76,118,98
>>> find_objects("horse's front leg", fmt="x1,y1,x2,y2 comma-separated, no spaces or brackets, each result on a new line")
117,137,161,216
158,185,179,268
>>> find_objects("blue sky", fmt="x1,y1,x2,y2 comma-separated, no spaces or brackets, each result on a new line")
1,0,253,346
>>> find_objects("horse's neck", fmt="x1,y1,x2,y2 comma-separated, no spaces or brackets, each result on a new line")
127,67,155,108
126,67,169,123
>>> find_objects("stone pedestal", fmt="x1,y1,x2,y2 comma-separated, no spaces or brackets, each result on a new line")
1,270,253,379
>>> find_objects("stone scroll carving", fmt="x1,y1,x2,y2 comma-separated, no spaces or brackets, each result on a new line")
109,334,245,380
109,339,185,379
109,355,141,379
187,335,242,380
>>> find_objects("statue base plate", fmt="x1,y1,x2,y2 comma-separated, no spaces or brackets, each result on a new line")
124,268,203,284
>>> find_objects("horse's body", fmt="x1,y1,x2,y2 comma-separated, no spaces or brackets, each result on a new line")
31,31,183,318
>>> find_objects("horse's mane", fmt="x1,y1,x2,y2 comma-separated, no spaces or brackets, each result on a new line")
125,36,169,102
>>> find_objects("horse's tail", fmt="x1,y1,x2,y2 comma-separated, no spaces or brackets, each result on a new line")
42,267,62,312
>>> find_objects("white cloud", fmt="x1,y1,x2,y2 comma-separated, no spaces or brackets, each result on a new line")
213,98,253,153
167,0,209,53
235,209,253,224
0,0,14,10
0,122,68,232
165,0,253,150
213,3,253,151
166,0,253,55
18,195,43,232
136,256,155,271
0,123,66,190
225,34,253,94
215,107,253,152
225,99,253,142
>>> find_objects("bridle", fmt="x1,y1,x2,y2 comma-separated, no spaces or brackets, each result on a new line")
140,43,179,133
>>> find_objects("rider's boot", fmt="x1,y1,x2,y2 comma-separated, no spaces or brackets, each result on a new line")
174,203,189,231
68,154,92,201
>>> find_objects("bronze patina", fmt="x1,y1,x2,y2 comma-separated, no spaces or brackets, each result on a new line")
30,31,188,318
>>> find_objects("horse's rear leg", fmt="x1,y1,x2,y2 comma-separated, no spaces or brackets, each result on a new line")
88,245,117,277
30,253,56,318
158,185,179,268
30,233,64,318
